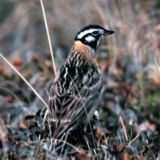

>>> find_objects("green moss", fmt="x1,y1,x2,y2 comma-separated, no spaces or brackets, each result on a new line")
146,93,160,117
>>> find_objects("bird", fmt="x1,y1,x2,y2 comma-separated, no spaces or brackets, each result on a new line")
48,25,114,139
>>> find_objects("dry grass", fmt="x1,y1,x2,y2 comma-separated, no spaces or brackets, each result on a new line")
0,0,159,61
0,0,160,159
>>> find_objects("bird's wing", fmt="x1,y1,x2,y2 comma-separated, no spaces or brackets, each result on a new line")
48,52,102,138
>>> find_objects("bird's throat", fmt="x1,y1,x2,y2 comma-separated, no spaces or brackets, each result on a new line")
73,41,95,59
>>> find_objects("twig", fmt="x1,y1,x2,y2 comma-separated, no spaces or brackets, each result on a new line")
0,52,49,109
53,138,80,152
154,58,160,72
119,116,129,142
128,131,141,147
40,0,57,76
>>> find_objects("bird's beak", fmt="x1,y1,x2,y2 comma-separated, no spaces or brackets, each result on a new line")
104,29,114,36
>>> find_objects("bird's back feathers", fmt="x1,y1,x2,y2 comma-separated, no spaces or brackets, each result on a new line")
48,41,102,138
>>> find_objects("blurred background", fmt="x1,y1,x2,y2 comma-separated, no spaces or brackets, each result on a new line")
0,0,159,64
0,0,160,115
0,0,160,158
0,0,160,113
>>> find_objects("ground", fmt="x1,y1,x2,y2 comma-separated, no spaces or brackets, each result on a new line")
0,0,160,159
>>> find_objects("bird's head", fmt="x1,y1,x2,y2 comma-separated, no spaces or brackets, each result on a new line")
75,25,114,51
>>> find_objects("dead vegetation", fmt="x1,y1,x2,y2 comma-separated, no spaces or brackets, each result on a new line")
0,0,160,159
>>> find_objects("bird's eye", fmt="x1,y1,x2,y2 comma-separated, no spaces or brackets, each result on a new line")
92,31,99,36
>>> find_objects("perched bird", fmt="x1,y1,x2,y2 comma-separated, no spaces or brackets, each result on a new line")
48,25,114,138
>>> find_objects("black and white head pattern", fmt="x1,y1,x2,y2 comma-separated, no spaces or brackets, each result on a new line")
75,25,114,51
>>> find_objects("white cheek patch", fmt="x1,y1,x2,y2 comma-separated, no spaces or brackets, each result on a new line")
85,35,95,42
